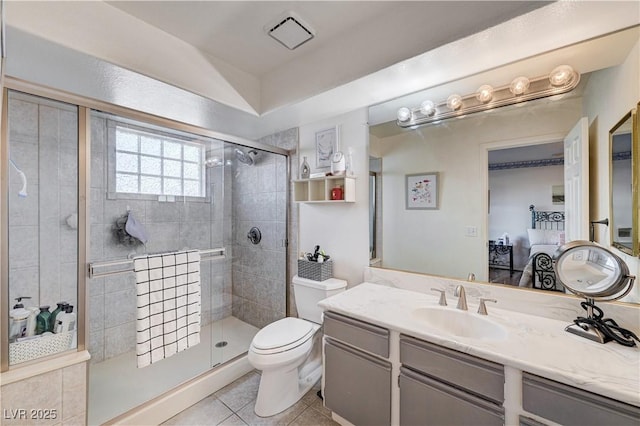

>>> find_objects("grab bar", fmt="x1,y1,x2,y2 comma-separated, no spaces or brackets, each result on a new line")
88,247,226,279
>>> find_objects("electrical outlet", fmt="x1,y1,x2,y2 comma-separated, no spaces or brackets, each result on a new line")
465,226,478,237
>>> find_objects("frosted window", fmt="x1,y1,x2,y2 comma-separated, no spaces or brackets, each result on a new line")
141,157,161,175
114,126,205,197
164,141,182,159
116,130,138,152
116,173,139,193
183,163,200,180
183,180,200,197
164,159,182,177
184,145,200,162
140,136,161,155
164,178,182,195
140,176,162,194
116,153,138,173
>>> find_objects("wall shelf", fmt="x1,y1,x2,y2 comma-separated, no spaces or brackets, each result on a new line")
293,176,356,203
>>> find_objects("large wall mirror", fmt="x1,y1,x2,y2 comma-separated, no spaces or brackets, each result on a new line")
367,26,639,304
610,104,639,257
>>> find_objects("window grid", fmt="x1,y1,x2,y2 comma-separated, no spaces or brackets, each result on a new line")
115,127,204,197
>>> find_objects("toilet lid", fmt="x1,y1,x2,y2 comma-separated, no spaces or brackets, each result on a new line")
252,317,314,351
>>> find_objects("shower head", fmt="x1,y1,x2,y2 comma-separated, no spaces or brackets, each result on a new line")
235,148,258,166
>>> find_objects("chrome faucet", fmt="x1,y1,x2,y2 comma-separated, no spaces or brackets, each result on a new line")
454,285,468,310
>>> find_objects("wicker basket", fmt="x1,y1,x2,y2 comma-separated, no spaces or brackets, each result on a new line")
9,331,74,364
298,259,333,281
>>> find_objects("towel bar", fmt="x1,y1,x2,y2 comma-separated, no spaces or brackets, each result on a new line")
88,247,225,278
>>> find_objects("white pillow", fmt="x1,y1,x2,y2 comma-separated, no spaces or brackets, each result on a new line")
527,229,565,245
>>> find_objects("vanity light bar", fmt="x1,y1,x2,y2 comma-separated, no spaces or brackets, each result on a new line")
396,65,580,128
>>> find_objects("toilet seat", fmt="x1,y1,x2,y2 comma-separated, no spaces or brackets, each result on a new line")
251,317,316,355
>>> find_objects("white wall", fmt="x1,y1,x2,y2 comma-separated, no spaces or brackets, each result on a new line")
583,39,640,303
371,98,581,280
489,165,564,268
298,109,370,287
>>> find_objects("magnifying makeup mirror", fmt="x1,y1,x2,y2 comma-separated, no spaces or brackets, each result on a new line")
553,240,638,346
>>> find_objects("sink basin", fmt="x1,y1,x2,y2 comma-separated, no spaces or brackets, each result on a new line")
411,307,508,340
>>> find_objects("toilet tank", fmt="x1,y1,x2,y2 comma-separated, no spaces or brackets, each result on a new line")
292,275,347,324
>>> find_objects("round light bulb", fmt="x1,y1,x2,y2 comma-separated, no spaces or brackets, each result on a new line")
549,65,576,87
397,107,412,122
420,100,435,116
509,76,530,95
446,94,463,111
476,85,494,103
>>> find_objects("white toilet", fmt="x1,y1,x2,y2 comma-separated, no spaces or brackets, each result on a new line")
248,275,347,417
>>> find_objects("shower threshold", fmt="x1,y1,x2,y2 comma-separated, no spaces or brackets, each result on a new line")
88,316,258,425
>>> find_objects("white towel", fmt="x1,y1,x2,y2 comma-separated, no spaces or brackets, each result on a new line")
133,249,201,368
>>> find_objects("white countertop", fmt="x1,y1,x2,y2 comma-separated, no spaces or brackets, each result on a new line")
318,282,640,407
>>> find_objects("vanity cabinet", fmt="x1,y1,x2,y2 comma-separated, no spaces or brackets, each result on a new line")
399,335,505,426
522,372,640,426
323,311,391,426
293,176,356,203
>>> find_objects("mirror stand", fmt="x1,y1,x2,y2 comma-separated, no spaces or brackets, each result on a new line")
555,241,638,346
565,298,613,344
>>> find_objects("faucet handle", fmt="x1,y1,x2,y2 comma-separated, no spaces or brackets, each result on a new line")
478,298,497,315
430,288,447,306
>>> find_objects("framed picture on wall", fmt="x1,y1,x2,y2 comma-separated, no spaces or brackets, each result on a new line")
406,172,439,210
315,127,337,168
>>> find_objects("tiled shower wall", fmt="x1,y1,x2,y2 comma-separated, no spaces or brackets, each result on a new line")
7,92,79,314
87,115,233,363
260,129,300,317
231,128,299,327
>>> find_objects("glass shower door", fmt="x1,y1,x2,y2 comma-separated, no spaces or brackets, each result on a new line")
5,90,79,366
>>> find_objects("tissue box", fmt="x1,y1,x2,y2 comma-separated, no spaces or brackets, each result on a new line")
297,259,333,281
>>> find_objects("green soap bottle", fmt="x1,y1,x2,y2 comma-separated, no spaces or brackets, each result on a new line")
35,306,51,335
50,302,68,333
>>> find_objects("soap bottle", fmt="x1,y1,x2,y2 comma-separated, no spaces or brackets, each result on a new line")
25,306,39,337
9,307,30,342
56,305,76,334
50,302,68,332
35,306,51,335
301,156,310,179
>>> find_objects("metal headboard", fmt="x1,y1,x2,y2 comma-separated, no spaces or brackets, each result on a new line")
529,204,565,230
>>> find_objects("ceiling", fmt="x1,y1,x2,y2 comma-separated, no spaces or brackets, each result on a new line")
6,1,547,116
106,1,546,80
4,2,639,139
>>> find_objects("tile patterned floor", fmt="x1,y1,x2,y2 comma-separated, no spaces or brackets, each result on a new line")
162,371,339,426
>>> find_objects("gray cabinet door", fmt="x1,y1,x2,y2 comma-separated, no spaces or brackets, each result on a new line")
400,335,504,404
324,311,390,358
523,372,640,426
400,367,504,426
324,338,392,426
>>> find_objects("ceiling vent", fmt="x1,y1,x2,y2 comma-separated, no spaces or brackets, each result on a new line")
266,11,315,50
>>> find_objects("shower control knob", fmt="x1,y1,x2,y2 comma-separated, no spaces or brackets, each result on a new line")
247,227,262,245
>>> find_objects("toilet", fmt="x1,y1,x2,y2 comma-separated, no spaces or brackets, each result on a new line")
248,275,347,417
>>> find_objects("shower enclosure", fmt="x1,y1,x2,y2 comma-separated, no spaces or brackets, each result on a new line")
3,88,291,424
